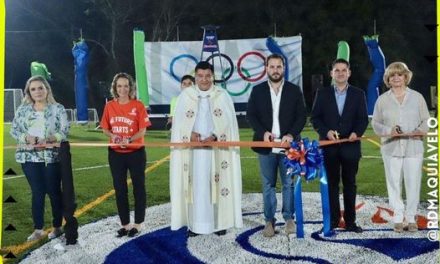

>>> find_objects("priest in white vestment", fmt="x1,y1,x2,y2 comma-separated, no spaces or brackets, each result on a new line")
170,61,243,236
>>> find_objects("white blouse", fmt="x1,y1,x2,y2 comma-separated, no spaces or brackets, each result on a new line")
372,87,430,157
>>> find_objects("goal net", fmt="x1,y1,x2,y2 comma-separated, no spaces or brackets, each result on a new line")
4,89,24,123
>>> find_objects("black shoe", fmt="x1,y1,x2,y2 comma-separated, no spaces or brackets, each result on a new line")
117,228,128,237
345,224,363,233
187,230,199,237
128,228,139,237
214,230,226,236
331,221,340,229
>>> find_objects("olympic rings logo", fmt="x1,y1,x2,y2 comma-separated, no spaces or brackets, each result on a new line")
169,51,267,96
237,51,266,82
169,54,198,82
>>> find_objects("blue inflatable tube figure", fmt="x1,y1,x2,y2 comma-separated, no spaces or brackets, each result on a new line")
364,35,386,115
72,40,90,124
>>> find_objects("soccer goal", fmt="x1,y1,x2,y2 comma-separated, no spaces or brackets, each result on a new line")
4,88,24,123
73,108,99,125
64,108,74,122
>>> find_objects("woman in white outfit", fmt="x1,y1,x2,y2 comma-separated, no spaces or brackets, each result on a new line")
372,62,430,233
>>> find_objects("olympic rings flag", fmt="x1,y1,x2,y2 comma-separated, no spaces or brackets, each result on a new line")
144,36,302,106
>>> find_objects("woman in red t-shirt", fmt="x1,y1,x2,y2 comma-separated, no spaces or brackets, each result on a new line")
100,72,151,237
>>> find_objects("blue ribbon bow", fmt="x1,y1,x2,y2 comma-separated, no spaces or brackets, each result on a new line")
284,138,332,238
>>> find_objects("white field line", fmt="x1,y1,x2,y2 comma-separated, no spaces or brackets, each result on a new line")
3,155,384,181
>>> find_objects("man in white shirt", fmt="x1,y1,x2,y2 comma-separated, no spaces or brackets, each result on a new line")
247,53,306,237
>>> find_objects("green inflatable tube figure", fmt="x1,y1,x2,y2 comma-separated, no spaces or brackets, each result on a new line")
30,61,51,80
336,41,350,61
331,41,350,85
133,30,149,106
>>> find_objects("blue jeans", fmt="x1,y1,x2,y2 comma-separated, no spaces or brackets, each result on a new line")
258,153,294,222
22,162,63,229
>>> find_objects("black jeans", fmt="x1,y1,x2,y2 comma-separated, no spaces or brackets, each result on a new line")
108,147,146,226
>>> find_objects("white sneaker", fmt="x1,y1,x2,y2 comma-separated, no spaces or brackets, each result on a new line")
48,227,63,239
27,229,45,241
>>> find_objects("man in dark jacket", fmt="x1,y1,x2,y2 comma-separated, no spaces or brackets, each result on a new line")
311,58,368,233
247,53,306,237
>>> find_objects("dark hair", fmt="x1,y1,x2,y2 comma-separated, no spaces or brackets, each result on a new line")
181,75,195,84
266,53,285,66
195,61,214,73
331,58,350,69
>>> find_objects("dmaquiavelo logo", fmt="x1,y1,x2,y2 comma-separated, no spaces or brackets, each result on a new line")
20,193,439,264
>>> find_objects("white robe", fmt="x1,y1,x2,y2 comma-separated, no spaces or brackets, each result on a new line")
170,85,243,233
189,89,215,233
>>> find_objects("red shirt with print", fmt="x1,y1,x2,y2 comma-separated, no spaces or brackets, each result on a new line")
100,99,151,153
